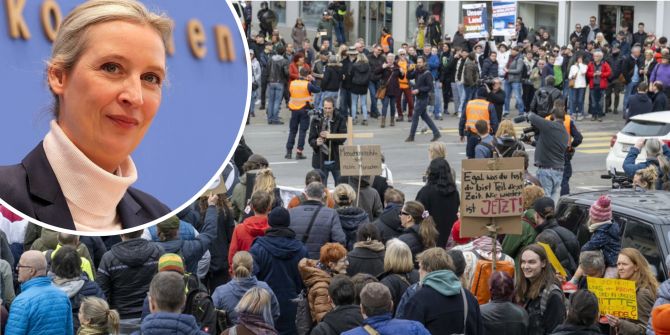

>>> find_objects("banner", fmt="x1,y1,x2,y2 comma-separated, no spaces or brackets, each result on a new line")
587,277,638,320
538,242,567,277
462,3,488,39
492,1,517,37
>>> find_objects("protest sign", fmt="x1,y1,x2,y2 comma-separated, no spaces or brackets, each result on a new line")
339,145,382,176
587,277,638,320
460,157,524,237
538,242,567,277
492,1,517,37
462,3,488,39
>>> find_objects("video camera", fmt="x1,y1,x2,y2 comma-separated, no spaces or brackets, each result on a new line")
513,114,538,143
308,107,324,119
477,77,496,90
601,167,633,189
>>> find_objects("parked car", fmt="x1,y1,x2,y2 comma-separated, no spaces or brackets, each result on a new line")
557,190,670,282
606,111,670,174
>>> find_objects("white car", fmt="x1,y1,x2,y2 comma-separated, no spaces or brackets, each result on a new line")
606,111,670,174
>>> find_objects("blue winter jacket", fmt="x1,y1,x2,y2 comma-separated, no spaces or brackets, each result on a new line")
428,54,441,79
131,312,207,335
342,313,431,335
250,231,308,335
5,276,74,335
148,221,197,241
211,276,280,323
581,221,621,268
647,279,670,335
622,145,670,190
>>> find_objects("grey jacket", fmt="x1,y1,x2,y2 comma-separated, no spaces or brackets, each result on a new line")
289,200,346,259
529,113,568,170
506,54,525,83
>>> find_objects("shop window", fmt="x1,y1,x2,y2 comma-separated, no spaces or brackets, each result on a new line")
270,1,286,25
300,1,329,28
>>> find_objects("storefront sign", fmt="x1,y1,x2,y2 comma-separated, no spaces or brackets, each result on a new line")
587,277,638,320
462,3,488,39
492,1,517,37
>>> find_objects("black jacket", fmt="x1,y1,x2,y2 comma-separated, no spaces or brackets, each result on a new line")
308,113,347,170
321,64,342,92
486,89,505,121
606,53,623,84
398,224,424,258
368,54,385,82
481,300,529,335
350,62,371,95
405,284,483,335
96,238,164,319
337,207,370,250
416,184,460,249
0,144,170,231
310,305,364,335
622,55,644,84
378,270,419,315
627,92,653,120
652,91,668,112
550,324,602,335
341,57,355,89
373,204,404,244
535,218,580,277
414,68,434,99
346,241,385,277
494,136,525,157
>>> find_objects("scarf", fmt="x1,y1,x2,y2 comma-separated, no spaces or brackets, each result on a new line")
76,324,108,335
588,220,611,233
237,312,278,335
472,236,503,260
265,227,296,239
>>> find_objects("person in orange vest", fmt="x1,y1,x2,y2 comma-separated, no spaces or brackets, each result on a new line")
380,27,394,54
459,87,499,158
285,67,321,160
545,100,583,196
395,49,415,122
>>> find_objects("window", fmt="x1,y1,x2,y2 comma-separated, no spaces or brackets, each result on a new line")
407,2,445,46
556,203,588,239
270,1,286,25
621,120,670,137
621,218,664,282
300,1,329,28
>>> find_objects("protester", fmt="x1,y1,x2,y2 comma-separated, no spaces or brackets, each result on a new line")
78,297,120,335
311,275,364,335
415,159,458,248
481,271,529,335
287,171,336,209
532,197,580,277
527,109,569,203
550,290,601,335
397,201,438,258
502,185,544,262
634,166,660,191
650,81,668,111
334,183,370,250
298,243,348,323
626,82,653,121
373,188,405,244
378,239,419,316
308,98,347,187
623,138,670,191
347,223,385,277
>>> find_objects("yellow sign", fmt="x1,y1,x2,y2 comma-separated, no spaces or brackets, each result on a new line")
538,242,567,277
587,277,638,320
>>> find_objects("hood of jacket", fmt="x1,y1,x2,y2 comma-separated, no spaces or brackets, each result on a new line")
271,54,285,62
421,269,461,296
320,304,363,329
550,323,602,335
111,238,162,267
298,258,331,288
595,221,620,240
254,235,305,260
139,312,202,335
337,207,369,231
242,216,270,238
53,277,85,298
353,240,385,253
229,276,261,299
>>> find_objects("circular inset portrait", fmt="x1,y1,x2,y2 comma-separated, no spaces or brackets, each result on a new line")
0,0,249,234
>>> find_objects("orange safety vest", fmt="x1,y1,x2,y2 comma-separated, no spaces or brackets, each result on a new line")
398,59,409,89
465,99,491,134
381,34,391,53
545,115,572,145
288,79,312,111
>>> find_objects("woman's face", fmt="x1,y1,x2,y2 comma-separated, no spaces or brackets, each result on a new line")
329,256,348,274
617,254,638,280
386,54,394,64
297,57,305,66
399,207,414,228
49,21,165,172
520,250,545,279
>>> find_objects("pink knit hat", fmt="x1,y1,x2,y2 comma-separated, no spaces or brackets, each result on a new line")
589,195,612,222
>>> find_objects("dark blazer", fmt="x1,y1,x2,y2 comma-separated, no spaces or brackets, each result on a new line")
0,143,170,231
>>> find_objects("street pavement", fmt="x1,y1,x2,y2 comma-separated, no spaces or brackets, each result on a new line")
243,100,626,200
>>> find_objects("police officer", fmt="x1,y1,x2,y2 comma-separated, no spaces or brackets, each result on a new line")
459,87,499,159
546,100,583,195
285,67,321,160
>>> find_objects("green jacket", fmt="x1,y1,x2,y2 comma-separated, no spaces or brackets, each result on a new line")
501,209,538,263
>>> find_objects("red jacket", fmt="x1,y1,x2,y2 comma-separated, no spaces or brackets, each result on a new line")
228,215,269,268
586,61,612,89
289,62,311,84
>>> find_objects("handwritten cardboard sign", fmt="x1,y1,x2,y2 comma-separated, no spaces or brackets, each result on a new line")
339,145,382,176
587,277,638,320
460,157,524,237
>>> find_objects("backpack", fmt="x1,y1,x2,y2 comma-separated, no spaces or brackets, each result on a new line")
477,141,498,158
534,89,553,117
293,289,314,335
182,274,223,335
469,250,515,305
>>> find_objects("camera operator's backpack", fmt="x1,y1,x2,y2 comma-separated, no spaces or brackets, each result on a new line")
182,274,228,334
534,88,559,117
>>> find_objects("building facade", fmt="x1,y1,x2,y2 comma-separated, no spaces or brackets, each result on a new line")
249,1,670,48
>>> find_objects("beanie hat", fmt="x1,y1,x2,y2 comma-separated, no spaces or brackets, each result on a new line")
533,197,555,219
589,195,612,222
157,216,180,232
268,207,291,228
158,253,185,274
652,304,670,335
247,154,269,167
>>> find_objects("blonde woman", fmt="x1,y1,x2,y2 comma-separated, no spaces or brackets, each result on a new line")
245,169,283,218
493,120,525,157
351,53,371,125
633,166,659,191
222,287,278,335
77,297,120,335
378,239,419,316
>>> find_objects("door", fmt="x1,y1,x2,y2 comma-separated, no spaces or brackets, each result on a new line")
598,5,634,43
358,2,392,47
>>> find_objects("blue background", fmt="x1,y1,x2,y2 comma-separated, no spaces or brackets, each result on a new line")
0,1,249,210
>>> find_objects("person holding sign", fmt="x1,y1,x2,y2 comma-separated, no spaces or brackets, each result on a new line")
308,98,347,187
515,244,566,335
606,248,659,335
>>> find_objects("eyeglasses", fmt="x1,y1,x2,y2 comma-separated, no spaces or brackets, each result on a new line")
553,50,559,53
399,211,410,216
16,264,33,271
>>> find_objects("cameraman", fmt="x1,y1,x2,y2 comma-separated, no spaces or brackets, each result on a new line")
308,97,347,187
459,87,499,158
546,100,583,196
485,78,505,122
523,106,569,203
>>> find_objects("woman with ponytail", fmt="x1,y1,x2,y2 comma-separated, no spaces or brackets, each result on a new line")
77,297,120,335
212,251,280,325
623,138,670,191
397,201,438,258
416,158,460,248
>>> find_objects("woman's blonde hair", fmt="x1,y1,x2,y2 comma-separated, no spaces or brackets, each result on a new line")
235,287,274,325
79,296,120,334
48,0,173,116
428,142,447,160
495,120,517,139
384,239,414,274
232,251,253,279
522,185,545,210
618,248,659,297
356,53,369,63
253,169,277,205
635,166,658,190
334,183,356,206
